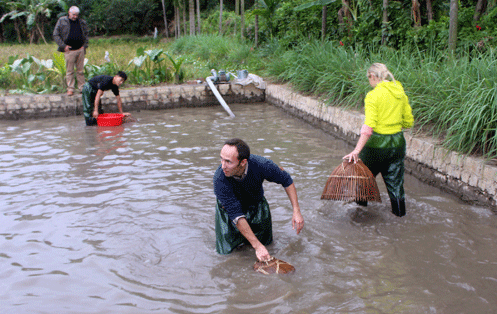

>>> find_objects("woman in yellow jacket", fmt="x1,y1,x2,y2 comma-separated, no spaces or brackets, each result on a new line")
344,63,414,217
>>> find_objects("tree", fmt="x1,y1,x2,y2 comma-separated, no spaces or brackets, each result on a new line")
252,0,283,38
0,0,63,44
189,0,195,35
235,0,239,35
196,0,201,34
426,0,433,22
219,0,223,34
241,0,245,38
412,0,421,27
254,14,259,46
448,0,458,52
473,0,486,21
382,0,388,44
295,0,337,41
161,0,170,37
339,0,353,36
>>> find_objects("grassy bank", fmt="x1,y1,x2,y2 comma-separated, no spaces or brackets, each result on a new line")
1,35,496,160
264,40,497,159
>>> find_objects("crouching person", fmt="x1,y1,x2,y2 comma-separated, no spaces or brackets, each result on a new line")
82,71,130,126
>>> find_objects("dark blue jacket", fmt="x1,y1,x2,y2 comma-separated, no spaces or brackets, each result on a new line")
213,154,293,221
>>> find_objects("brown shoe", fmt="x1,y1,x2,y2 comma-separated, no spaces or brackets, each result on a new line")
67,90,74,96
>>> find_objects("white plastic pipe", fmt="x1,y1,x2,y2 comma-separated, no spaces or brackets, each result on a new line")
206,76,235,118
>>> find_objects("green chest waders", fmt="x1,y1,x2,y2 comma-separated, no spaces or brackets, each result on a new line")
359,132,407,217
215,197,273,254
82,83,103,126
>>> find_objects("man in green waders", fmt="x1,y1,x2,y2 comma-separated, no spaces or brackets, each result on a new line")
82,71,129,126
213,138,304,262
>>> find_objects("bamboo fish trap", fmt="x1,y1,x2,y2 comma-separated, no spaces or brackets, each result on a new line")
253,257,295,275
321,159,381,202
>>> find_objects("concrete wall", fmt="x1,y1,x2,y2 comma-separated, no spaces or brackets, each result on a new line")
1,82,496,209
0,82,265,120
265,84,497,209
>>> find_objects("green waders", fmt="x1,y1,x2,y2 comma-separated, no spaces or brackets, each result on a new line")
82,82,102,126
215,197,273,254
359,132,407,217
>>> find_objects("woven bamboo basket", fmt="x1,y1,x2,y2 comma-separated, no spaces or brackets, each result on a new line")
321,159,381,202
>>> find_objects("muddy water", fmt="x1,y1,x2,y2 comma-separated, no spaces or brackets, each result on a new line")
1,103,497,313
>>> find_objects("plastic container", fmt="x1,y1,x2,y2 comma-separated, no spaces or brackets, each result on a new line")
237,69,248,79
97,113,124,127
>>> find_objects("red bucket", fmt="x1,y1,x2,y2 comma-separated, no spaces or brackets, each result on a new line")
97,113,124,127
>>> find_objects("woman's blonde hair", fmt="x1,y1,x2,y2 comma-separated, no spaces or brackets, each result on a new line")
367,63,395,81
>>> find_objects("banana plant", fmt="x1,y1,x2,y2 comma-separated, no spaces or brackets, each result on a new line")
0,0,66,44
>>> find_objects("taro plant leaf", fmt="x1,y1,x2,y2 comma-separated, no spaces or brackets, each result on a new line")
21,61,32,75
129,55,147,68
27,74,36,84
10,59,24,74
39,59,53,69
145,49,164,62
36,73,46,82
8,55,19,64
136,47,146,56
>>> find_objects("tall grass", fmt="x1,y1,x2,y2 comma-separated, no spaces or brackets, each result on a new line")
264,40,497,159
168,34,264,78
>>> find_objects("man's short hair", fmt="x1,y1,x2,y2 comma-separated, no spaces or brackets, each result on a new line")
116,71,127,82
224,138,250,161
69,6,80,14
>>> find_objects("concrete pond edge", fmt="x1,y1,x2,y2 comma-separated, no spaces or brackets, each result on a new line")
266,84,497,210
1,82,495,210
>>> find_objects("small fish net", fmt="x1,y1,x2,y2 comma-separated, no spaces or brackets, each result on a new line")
321,159,381,202
253,257,295,275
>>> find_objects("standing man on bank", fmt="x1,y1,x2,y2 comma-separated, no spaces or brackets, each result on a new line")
53,6,89,96
213,138,304,262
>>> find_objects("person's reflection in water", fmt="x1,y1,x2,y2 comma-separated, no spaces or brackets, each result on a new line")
94,125,126,155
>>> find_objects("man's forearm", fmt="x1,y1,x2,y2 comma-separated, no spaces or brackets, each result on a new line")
236,218,263,249
285,183,300,213
116,96,123,114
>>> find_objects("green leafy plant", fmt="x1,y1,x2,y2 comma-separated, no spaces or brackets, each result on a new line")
45,52,66,88
128,47,170,84
0,64,12,89
165,52,185,84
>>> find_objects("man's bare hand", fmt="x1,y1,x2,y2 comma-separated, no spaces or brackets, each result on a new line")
255,244,271,262
292,211,304,234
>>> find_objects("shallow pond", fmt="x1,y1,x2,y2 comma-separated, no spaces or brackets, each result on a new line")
1,103,497,313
